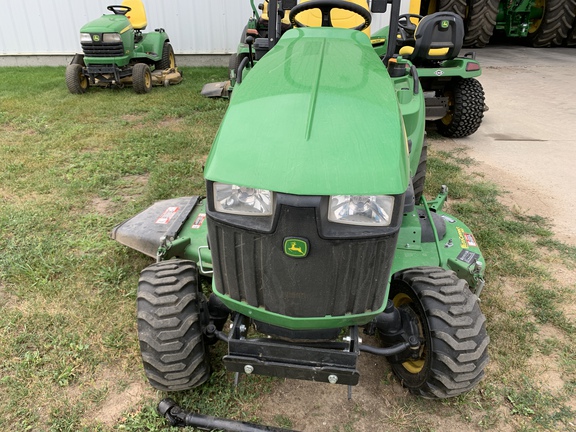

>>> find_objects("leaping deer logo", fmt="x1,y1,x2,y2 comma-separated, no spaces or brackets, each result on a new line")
284,239,308,257
288,242,303,255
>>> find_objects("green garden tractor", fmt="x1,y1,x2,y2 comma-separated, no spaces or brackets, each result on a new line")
66,0,182,94
113,0,489,425
212,0,485,138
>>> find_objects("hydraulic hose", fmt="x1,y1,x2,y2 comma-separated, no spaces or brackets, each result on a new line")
158,398,297,431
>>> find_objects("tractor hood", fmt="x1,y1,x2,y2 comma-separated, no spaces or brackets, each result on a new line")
81,14,132,34
204,27,409,196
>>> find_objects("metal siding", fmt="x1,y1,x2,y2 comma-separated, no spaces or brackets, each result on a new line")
0,0,406,55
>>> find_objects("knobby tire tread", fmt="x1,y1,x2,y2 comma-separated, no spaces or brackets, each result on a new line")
137,260,210,391
463,0,499,47
390,267,489,398
436,78,484,138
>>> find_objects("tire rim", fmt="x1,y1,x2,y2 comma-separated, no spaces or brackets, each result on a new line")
392,292,426,374
79,72,88,90
169,51,176,68
528,0,545,34
145,70,151,88
440,90,454,126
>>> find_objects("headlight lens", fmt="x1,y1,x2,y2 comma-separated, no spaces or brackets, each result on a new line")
80,33,92,42
103,33,122,43
328,195,394,226
213,183,274,216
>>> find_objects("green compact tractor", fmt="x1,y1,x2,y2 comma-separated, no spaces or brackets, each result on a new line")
211,0,484,138
66,0,182,94
113,0,489,426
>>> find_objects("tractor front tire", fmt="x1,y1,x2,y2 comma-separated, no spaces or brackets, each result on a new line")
133,63,152,94
388,267,489,398
156,42,176,70
436,78,484,138
137,260,211,391
65,63,89,94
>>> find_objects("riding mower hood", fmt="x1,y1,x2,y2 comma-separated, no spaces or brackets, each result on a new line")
113,0,489,428
66,0,182,94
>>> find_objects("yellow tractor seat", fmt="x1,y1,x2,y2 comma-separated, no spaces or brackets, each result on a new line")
121,0,148,30
398,12,464,63
297,0,371,36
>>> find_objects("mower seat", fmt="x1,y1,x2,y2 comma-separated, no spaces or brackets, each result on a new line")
298,0,371,36
398,12,464,63
121,0,147,30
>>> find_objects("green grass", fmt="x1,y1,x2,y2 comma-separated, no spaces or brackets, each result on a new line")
1,68,575,431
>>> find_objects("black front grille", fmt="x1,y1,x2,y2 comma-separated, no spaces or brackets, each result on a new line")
208,205,398,318
81,42,124,57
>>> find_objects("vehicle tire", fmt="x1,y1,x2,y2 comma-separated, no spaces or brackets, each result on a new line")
388,267,489,398
567,20,576,46
437,0,467,19
133,63,152,94
137,260,211,391
156,42,176,70
463,0,499,47
528,0,576,47
413,136,427,204
65,63,88,94
435,78,484,138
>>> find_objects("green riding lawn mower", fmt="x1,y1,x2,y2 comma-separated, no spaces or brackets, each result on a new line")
66,0,182,94
205,0,485,138
113,0,489,428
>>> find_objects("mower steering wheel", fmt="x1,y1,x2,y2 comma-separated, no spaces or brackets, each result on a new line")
289,0,372,32
107,5,131,15
398,13,423,32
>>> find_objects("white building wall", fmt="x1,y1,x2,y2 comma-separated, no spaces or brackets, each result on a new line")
0,0,405,55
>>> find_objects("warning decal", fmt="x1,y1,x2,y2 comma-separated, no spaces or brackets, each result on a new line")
155,206,179,225
191,213,206,229
457,250,480,265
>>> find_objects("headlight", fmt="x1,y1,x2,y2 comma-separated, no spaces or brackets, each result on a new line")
103,33,122,43
213,183,274,216
80,33,92,42
328,195,394,226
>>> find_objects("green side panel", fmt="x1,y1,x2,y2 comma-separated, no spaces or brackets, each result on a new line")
205,27,409,196
135,32,168,62
392,204,486,290
212,281,387,330
391,71,425,177
165,200,212,275
81,14,131,33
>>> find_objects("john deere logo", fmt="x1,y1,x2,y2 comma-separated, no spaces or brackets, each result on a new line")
283,238,309,258
441,20,450,29
92,34,100,42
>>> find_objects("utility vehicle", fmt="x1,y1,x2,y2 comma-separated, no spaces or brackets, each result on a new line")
66,0,181,94
113,0,489,416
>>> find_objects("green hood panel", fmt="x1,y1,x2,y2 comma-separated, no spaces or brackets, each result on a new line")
205,27,409,196
81,15,132,33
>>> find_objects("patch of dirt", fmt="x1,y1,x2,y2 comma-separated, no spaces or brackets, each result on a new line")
85,367,157,427
92,197,114,216
158,117,185,131
433,140,576,247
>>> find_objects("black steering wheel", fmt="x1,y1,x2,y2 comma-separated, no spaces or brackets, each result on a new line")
398,13,423,32
289,0,372,32
107,5,131,15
